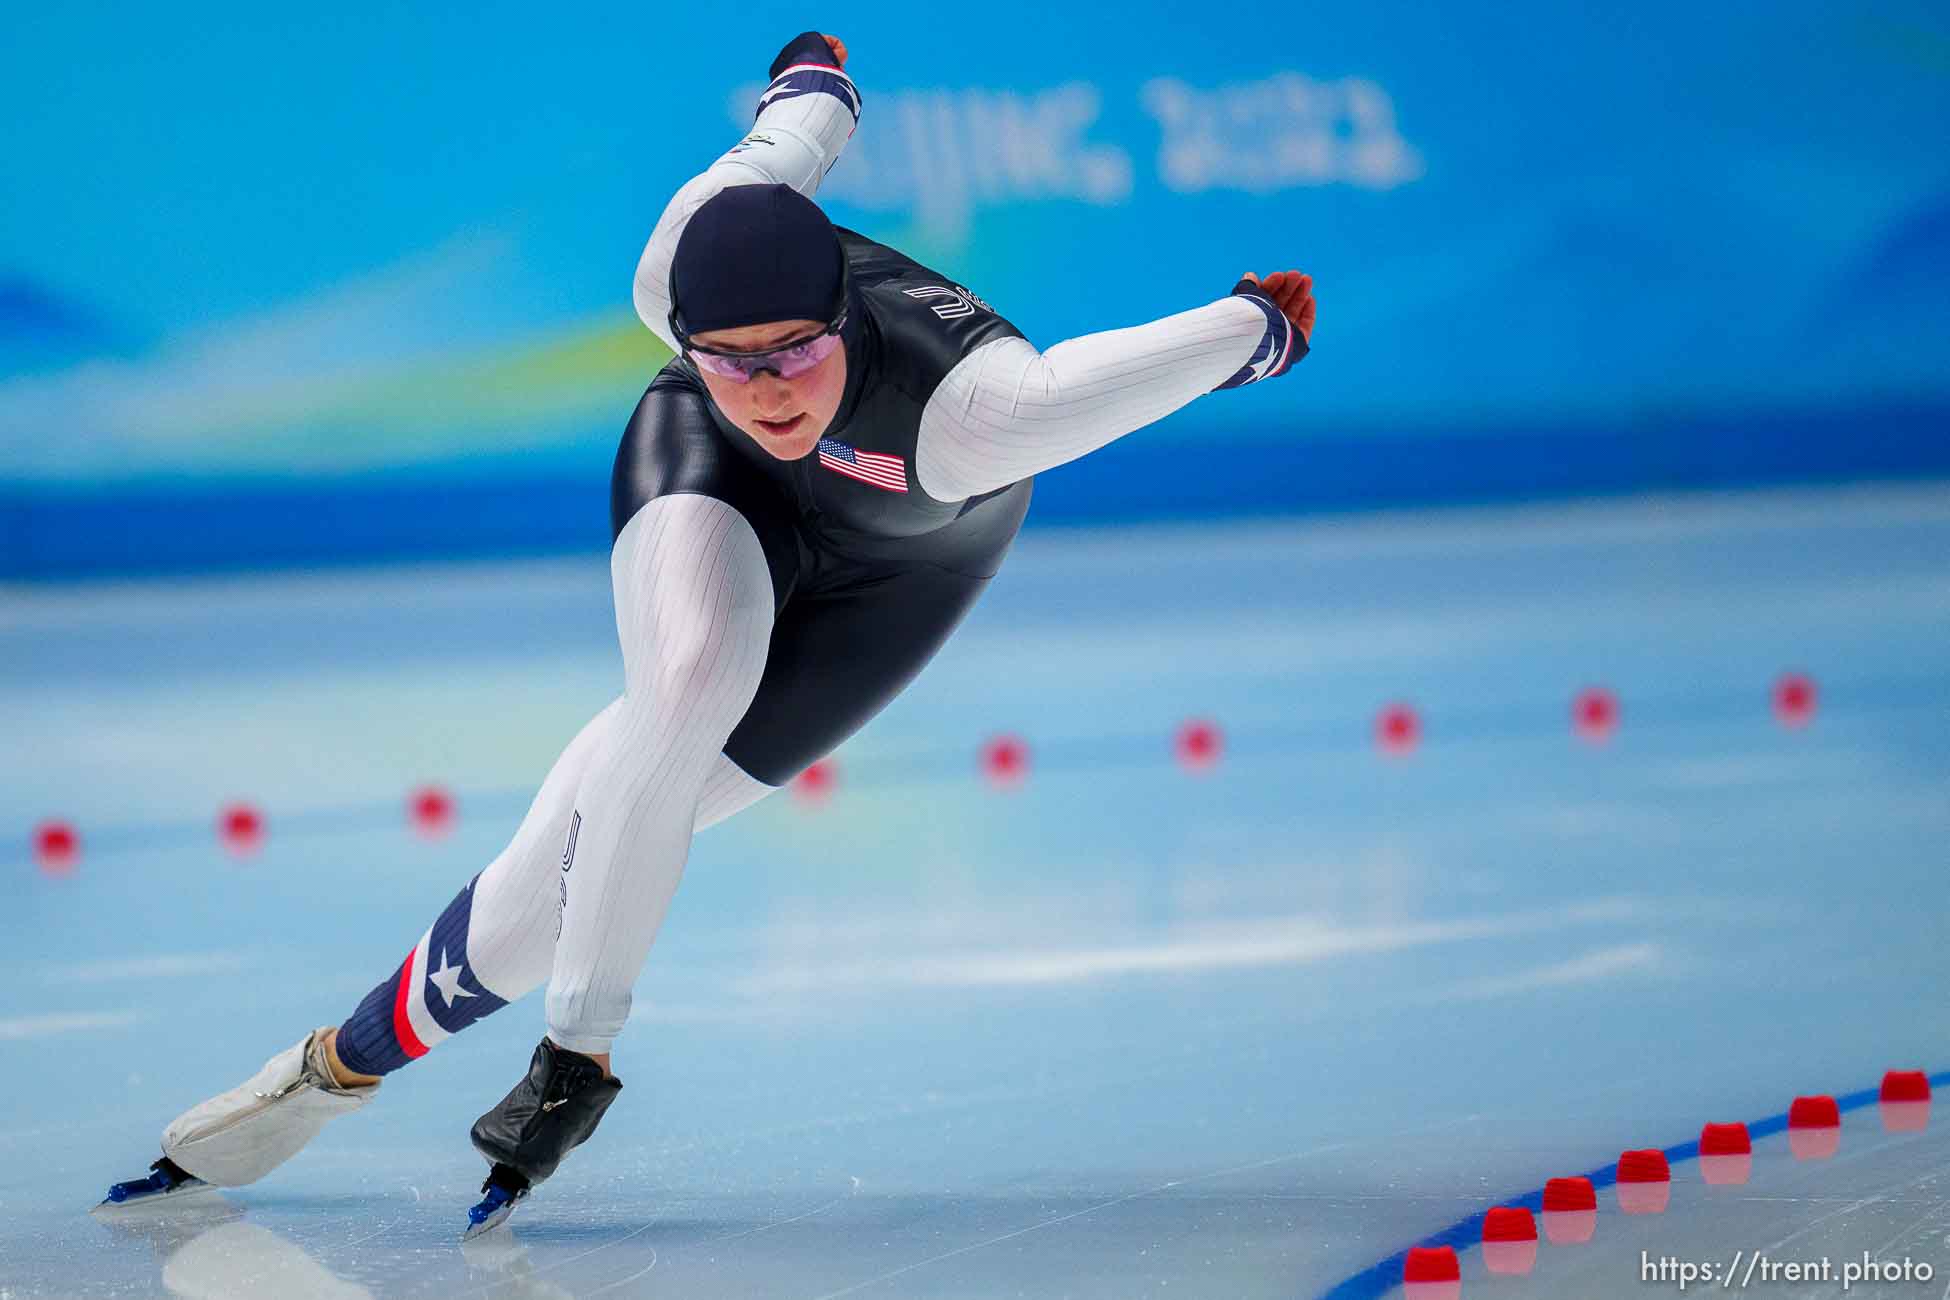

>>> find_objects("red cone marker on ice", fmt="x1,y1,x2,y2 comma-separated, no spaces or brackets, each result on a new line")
1699,1121,1752,1185
1403,1245,1460,1300
1572,686,1618,742
1882,1070,1931,1101
1481,1206,1538,1276
981,734,1029,788
410,785,455,838
1376,703,1420,756
1614,1149,1670,1215
1173,718,1223,772
34,820,79,875
1772,672,1817,727
793,759,837,804
1880,1070,1931,1133
1541,1176,1596,1244
1788,1094,1841,1160
218,804,264,858
1542,1176,1596,1211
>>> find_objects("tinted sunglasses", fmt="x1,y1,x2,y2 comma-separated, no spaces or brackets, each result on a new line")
680,314,845,383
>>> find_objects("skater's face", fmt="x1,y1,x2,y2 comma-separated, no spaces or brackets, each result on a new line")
689,319,848,462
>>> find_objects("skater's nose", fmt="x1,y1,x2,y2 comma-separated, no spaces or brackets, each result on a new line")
749,371,798,416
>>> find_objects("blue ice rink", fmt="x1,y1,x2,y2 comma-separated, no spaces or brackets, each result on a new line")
4,484,1949,1297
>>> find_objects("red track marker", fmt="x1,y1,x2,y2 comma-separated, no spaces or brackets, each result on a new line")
1699,1122,1752,1155
1616,1148,1671,1214
1881,1070,1932,1132
1482,1206,1538,1276
1403,1245,1459,1282
793,759,838,803
1483,1206,1538,1241
1616,1149,1671,1182
218,804,264,858
1541,1176,1597,1244
33,821,79,875
1542,1176,1596,1212
1881,1071,1930,1103
1375,702,1421,756
1572,686,1619,742
1789,1093,1841,1159
1699,1121,1753,1185
1402,1243,1459,1299
980,734,1029,788
1173,718,1223,772
1773,672,1817,727
409,785,456,837
1789,1095,1840,1128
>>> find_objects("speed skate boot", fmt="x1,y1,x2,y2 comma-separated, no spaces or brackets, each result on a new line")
463,1037,622,1238
97,1027,379,1209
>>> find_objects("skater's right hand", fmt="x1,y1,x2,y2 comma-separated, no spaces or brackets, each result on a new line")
770,32,848,78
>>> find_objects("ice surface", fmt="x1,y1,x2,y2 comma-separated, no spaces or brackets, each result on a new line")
4,486,1948,1296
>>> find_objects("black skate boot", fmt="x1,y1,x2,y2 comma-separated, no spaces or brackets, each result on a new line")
463,1037,622,1238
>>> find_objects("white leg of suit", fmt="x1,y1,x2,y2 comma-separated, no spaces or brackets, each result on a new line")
540,495,775,1055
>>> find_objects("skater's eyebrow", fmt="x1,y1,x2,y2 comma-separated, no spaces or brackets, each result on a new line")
691,319,827,352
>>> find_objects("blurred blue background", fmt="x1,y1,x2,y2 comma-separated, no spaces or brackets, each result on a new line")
4,0,1946,578
6,8,1950,1295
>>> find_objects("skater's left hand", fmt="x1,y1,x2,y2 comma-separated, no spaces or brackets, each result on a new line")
1237,271,1314,344
770,31,848,78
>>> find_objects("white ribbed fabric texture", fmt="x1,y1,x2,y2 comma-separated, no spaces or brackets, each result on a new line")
530,495,775,1054
632,67,859,353
913,296,1273,503
461,701,775,1009
365,493,778,1052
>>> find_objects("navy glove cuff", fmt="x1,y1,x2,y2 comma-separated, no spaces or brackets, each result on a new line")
1213,285,1307,390
770,32,838,78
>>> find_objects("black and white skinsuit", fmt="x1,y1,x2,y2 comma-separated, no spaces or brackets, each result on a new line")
340,34,1305,1070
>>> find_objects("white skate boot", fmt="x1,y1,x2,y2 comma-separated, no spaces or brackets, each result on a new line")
163,1027,379,1185
98,1027,378,1208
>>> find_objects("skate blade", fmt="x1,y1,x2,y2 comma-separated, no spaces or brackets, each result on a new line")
460,1196,521,1241
459,1221,529,1270
92,1177,216,1214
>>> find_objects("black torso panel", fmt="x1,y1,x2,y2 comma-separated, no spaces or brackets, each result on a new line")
612,228,1033,587
608,229,1035,782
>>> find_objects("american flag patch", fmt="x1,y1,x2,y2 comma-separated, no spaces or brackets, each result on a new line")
816,438,907,493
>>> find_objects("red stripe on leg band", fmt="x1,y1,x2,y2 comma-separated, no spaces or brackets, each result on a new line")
391,951,429,1059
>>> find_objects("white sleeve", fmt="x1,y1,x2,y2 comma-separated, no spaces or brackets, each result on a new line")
631,62,862,353
915,293,1298,503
